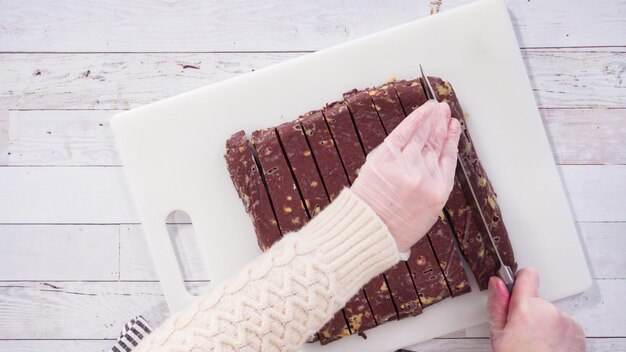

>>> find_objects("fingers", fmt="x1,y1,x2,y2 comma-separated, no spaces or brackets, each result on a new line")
488,276,511,333
438,118,462,188
387,100,436,150
424,102,452,156
509,267,540,308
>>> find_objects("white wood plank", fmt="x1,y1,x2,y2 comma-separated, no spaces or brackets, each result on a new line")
560,165,626,222
2,221,621,282
0,52,298,110
119,224,210,281
578,222,626,280
0,165,622,224
1,0,624,52
3,108,625,166
542,109,626,165
1,110,119,166
0,225,118,280
0,280,621,339
0,340,113,352
0,337,623,352
1,50,624,110
524,49,626,109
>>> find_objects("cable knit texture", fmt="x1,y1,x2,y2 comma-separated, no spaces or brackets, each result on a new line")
134,189,400,352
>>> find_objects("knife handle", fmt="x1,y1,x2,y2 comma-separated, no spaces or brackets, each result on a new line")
497,264,516,293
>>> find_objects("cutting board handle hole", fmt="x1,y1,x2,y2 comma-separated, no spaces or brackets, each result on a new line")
166,210,210,294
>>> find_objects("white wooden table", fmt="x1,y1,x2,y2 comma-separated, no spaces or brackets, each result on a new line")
0,1,624,351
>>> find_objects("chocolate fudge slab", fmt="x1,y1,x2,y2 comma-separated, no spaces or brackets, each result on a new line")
322,102,366,184
275,121,354,344
406,238,451,307
430,77,517,288
343,89,386,153
225,131,282,251
298,111,377,336
299,111,348,201
251,128,307,234
428,213,471,297
383,262,422,318
368,84,406,133
392,79,428,116
276,121,327,217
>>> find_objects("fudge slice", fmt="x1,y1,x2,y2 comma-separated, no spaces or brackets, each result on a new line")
225,131,281,251
299,110,377,336
406,238,451,307
392,79,428,116
383,262,422,318
275,120,352,344
251,128,307,234
322,102,366,184
430,77,517,288
299,111,347,201
343,89,386,153
276,121,327,217
368,83,406,133
428,212,471,297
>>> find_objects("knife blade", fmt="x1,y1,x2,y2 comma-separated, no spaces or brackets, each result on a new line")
420,65,515,293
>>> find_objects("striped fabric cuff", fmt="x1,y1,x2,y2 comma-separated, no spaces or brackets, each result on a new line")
109,315,153,352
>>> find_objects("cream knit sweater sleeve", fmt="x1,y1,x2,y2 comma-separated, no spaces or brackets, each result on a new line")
134,189,401,352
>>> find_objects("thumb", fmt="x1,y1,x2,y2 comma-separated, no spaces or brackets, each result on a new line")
487,276,511,333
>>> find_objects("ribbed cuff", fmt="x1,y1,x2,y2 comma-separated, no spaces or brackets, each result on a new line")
298,188,400,301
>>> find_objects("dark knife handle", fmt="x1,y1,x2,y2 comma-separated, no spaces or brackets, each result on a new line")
497,265,515,293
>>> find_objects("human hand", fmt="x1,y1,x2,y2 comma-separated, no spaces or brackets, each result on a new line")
488,268,586,352
350,101,461,252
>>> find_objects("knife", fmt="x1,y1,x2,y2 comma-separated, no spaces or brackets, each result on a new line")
420,65,516,293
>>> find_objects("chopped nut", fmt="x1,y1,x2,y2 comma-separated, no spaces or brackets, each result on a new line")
488,196,496,209
303,150,311,156
284,206,292,213
291,217,300,225
310,180,318,187
479,177,488,187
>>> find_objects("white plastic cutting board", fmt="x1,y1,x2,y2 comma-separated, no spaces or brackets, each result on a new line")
111,0,591,350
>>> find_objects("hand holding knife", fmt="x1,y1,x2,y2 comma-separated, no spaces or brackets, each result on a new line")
420,65,516,293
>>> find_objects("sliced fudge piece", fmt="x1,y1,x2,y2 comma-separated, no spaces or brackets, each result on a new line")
251,128,307,234
406,238,451,307
428,212,471,297
299,111,348,201
343,292,376,335
430,77,517,288
299,111,377,336
343,89,386,153
275,120,353,344
383,262,422,318
392,79,428,116
225,131,281,251
368,83,406,133
276,121,327,217
445,176,497,289
322,101,366,184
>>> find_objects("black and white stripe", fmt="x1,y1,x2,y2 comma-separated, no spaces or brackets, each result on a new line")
109,316,153,352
